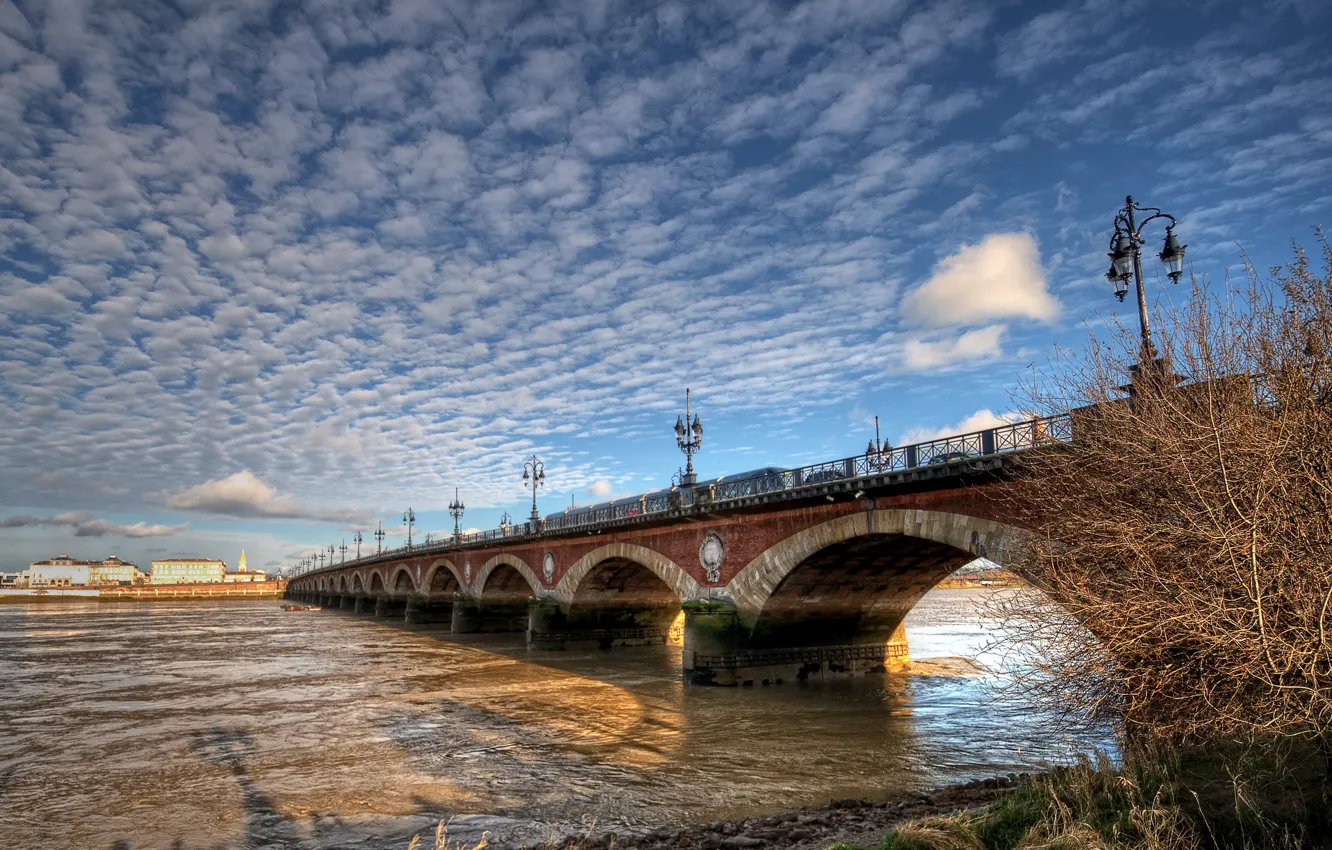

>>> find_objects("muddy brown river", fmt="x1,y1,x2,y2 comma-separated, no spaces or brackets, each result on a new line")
0,589,1106,849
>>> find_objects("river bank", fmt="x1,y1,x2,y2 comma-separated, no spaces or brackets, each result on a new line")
535,775,1025,850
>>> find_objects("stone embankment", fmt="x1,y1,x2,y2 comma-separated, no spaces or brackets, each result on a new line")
101,580,288,600
543,775,1026,850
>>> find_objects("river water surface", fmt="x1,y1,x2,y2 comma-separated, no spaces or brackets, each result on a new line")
0,589,1105,850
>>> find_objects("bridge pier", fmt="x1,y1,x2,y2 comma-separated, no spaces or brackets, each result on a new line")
353,594,375,614
450,597,528,633
404,595,454,624
374,596,408,619
340,594,355,610
527,598,676,651
681,603,909,686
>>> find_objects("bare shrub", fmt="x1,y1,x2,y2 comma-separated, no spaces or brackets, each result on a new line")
996,235,1332,752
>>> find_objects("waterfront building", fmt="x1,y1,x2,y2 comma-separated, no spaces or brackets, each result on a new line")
26,555,89,587
90,556,149,586
221,549,267,582
23,555,148,587
150,558,227,584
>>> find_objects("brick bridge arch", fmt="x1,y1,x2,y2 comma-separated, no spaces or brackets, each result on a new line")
423,559,464,596
681,509,1030,685
728,509,1027,623
554,542,701,606
390,566,417,597
474,553,541,599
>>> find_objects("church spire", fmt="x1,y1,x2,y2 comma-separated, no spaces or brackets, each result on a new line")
238,549,248,572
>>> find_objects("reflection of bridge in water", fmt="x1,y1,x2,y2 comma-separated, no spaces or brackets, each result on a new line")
288,416,1068,686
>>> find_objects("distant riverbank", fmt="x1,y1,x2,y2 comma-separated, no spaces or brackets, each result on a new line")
0,580,286,602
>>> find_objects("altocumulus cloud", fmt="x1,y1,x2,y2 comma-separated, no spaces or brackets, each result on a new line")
166,472,374,525
0,0,1326,533
0,513,187,538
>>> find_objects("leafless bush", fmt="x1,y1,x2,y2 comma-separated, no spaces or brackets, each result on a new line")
996,235,1332,753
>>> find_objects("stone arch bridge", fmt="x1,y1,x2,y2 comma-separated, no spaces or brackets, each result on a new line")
289,417,1062,685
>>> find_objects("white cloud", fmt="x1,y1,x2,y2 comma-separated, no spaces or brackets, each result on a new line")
166,472,373,524
902,325,1005,370
0,512,187,538
899,233,1058,328
898,409,1024,445
587,480,613,497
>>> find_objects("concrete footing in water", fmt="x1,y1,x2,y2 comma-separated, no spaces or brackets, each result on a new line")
374,596,407,619
404,596,454,624
526,598,676,650
450,597,528,633
680,603,909,686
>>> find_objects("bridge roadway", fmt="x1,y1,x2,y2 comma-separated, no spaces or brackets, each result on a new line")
287,416,1066,685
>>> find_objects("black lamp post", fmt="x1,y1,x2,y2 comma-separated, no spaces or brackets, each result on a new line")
673,388,704,486
449,487,465,541
317,552,325,569
500,510,513,536
339,540,347,564
353,531,363,561
403,508,415,549
866,415,891,469
1105,195,1188,370
374,521,385,554
522,455,545,523
327,544,335,567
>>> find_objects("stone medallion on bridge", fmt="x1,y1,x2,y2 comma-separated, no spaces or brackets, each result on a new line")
543,552,555,583
699,532,725,583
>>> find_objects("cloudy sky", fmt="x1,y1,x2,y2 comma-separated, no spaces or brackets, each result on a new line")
1,0,1328,573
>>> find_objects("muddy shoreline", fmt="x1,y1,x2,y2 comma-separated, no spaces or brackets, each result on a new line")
382,775,1027,850
544,775,1022,850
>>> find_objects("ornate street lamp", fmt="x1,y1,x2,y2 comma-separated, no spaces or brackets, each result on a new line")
866,415,892,469
449,487,465,541
522,455,545,524
499,510,513,536
317,552,325,569
353,531,363,561
1105,195,1187,370
339,540,347,564
327,544,335,567
374,521,385,555
673,388,704,486
403,507,416,549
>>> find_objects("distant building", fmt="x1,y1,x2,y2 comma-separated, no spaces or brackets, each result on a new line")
150,558,227,584
24,555,148,587
90,556,149,586
221,549,267,582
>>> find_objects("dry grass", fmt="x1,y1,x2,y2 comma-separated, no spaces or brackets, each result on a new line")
408,819,489,850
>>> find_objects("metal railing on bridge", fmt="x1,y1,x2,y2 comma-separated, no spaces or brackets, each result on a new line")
290,413,1070,578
